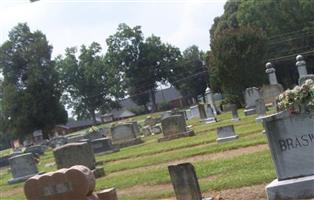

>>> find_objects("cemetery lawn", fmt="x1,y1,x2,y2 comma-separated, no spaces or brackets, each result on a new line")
0,109,276,200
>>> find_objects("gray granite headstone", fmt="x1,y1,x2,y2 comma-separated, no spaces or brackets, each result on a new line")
49,136,68,148
216,125,239,143
168,163,212,200
184,109,193,120
67,134,85,143
131,121,141,137
190,105,200,118
262,110,314,200
204,105,216,124
53,142,96,170
159,115,194,142
230,104,240,121
111,123,136,142
244,87,260,109
24,145,45,156
256,98,267,118
90,138,119,154
260,84,283,105
8,153,38,184
197,104,207,119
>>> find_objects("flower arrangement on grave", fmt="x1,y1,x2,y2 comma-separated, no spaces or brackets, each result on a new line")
276,79,314,113
88,126,99,134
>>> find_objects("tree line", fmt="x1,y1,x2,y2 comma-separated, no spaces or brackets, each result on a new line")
0,23,208,140
1,0,314,143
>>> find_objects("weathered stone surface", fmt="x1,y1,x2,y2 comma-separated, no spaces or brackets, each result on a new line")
216,125,239,143
24,145,44,156
244,87,260,109
161,111,172,119
91,138,119,154
168,163,212,200
159,115,194,142
97,188,118,200
53,142,96,170
260,84,283,105
110,123,143,147
266,175,314,200
8,153,38,184
255,98,267,118
198,104,207,119
230,104,240,121
203,105,216,124
262,110,314,180
24,165,98,200
130,121,141,137
190,105,200,118
49,136,68,148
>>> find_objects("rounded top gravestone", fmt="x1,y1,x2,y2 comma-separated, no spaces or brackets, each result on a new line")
161,115,187,136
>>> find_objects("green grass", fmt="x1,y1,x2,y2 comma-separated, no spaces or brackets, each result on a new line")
0,109,275,200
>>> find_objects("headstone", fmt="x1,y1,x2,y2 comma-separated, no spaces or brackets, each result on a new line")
255,98,267,118
230,104,240,121
142,126,152,136
97,188,118,200
0,154,10,167
260,84,284,105
159,115,194,142
203,105,216,124
190,105,200,119
262,110,314,200
32,130,44,145
216,125,239,143
91,138,119,154
8,153,38,184
48,136,68,148
161,111,172,119
265,62,278,85
244,87,260,115
184,109,193,120
24,145,44,156
24,165,99,200
296,55,314,85
53,142,96,170
205,87,218,115
67,134,85,143
197,104,207,119
151,125,162,135
84,132,103,141
168,163,212,200
110,123,142,147
131,121,141,137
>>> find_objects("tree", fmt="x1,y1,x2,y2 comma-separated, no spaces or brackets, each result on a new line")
0,23,67,139
106,24,181,112
56,42,123,122
210,26,267,104
210,0,314,88
167,45,209,102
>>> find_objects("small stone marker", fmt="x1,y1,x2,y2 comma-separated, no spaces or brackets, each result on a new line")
230,104,240,121
203,105,216,124
168,163,212,200
159,115,194,142
97,188,118,200
53,142,96,170
8,153,39,184
91,138,119,154
262,110,314,200
216,125,239,143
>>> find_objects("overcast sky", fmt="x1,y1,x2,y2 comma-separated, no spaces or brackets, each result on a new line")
0,0,226,58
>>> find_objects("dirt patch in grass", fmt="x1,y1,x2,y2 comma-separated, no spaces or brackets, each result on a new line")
108,144,268,177
209,184,267,200
1,186,24,196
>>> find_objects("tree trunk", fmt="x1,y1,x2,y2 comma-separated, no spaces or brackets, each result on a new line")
150,89,157,113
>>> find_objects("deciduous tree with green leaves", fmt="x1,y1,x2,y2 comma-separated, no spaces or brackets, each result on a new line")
56,42,123,122
0,23,67,139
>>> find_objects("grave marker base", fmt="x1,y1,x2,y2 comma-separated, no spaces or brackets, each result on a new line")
266,175,314,200
244,108,256,116
216,135,239,143
112,138,143,148
158,130,195,142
